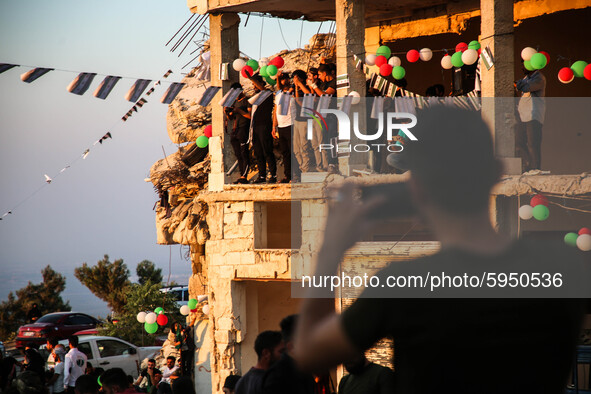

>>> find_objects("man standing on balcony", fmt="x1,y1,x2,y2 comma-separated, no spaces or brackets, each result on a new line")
515,63,546,172
249,74,277,184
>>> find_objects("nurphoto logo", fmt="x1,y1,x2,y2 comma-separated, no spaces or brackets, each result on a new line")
303,107,417,153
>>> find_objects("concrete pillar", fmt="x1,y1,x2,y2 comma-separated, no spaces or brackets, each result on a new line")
480,0,520,171
335,0,367,172
480,0,520,236
209,13,240,191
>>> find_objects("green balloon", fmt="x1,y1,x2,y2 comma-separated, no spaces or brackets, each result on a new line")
564,232,578,247
154,307,164,314
532,204,549,221
188,298,198,309
571,60,588,78
391,66,405,80
266,65,278,76
376,45,391,58
265,76,277,86
529,53,547,70
468,40,481,50
196,135,209,148
451,51,464,68
259,65,268,77
523,60,535,71
144,322,158,334
246,59,259,71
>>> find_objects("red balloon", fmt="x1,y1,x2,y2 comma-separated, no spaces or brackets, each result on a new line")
379,64,393,77
579,228,591,236
190,308,198,313
478,48,481,56
584,64,591,81
558,67,574,83
455,42,468,52
539,51,550,65
203,124,212,138
375,55,387,67
406,49,420,63
530,194,548,207
156,314,168,326
241,65,254,78
269,56,284,68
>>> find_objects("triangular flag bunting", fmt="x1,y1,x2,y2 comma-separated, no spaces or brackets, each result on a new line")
163,70,173,78
136,98,147,107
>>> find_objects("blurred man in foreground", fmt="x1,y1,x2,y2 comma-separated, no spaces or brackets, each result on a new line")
295,106,586,394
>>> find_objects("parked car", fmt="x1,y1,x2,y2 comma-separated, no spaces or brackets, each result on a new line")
160,285,189,307
42,335,160,378
16,312,101,349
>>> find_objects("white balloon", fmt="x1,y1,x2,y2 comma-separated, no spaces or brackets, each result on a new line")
461,49,479,65
202,304,210,315
388,56,401,67
577,234,591,251
518,205,534,220
180,305,190,316
365,54,377,66
136,312,146,323
441,55,453,70
145,312,157,324
419,48,432,61
521,47,537,61
348,91,361,105
259,57,269,67
232,59,246,72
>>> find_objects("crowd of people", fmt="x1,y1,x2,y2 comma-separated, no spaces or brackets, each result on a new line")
225,62,339,185
0,335,194,394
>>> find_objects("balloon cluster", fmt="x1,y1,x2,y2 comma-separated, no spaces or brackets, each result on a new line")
137,307,169,334
520,47,550,72
441,41,481,70
365,45,407,80
179,295,210,316
196,124,212,148
518,194,550,221
558,60,591,84
233,56,285,86
564,228,591,251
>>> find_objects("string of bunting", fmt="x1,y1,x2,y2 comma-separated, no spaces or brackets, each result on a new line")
0,68,182,222
1,63,188,103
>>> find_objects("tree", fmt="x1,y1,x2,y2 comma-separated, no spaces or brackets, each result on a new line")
99,281,182,346
0,265,71,339
136,260,163,286
74,255,130,315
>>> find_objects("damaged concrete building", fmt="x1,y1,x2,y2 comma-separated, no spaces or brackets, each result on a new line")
149,0,591,392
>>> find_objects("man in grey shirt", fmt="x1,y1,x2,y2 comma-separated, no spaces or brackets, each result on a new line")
515,64,546,172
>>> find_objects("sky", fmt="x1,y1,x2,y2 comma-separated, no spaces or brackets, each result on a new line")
0,0,330,318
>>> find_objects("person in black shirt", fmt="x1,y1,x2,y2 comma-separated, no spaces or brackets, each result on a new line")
262,315,314,394
225,82,251,184
248,74,277,184
295,106,587,394
235,331,283,394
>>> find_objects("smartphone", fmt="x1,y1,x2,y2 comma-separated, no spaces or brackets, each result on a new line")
361,182,417,219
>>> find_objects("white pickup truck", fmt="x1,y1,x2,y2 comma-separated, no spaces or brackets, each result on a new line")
53,335,160,378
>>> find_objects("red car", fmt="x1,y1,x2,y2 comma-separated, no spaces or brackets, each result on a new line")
16,312,102,349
